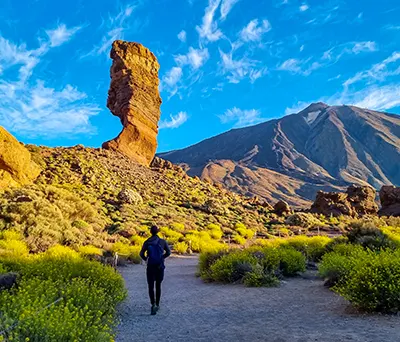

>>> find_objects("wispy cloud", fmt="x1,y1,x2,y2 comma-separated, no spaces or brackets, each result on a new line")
240,19,271,42
219,48,266,83
45,23,82,47
175,47,209,69
196,0,223,42
323,41,377,61
277,58,321,76
160,67,183,96
220,0,240,20
159,112,188,129
343,51,400,88
299,4,309,12
85,4,139,56
0,30,98,137
177,30,187,42
219,107,264,127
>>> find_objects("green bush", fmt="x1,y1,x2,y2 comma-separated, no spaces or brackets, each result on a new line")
198,250,229,281
232,234,247,245
346,223,394,251
334,250,400,313
0,248,126,341
278,248,306,276
209,252,257,283
243,264,279,287
160,227,183,245
286,236,331,262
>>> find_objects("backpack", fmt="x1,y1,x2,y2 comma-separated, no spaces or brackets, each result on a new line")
147,238,164,266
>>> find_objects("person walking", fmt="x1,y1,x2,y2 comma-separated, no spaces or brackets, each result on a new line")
140,225,171,315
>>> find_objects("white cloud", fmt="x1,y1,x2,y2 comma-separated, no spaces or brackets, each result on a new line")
196,0,223,42
0,31,98,137
159,112,188,129
219,107,264,127
343,51,400,88
284,101,311,115
219,48,266,83
162,67,183,88
277,58,321,76
323,41,377,62
220,0,240,20
240,19,271,42
85,4,137,56
349,85,400,110
45,24,82,47
175,47,209,69
177,30,187,42
299,4,309,11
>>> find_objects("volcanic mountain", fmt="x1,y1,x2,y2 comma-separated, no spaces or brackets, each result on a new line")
159,103,400,207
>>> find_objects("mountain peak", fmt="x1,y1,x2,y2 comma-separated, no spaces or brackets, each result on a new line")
300,102,329,114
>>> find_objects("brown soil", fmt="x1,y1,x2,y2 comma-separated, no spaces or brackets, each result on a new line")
116,256,400,342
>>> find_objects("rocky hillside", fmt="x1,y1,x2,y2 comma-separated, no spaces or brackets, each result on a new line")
159,103,400,207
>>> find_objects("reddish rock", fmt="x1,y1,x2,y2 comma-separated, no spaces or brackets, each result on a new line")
379,185,400,217
273,200,292,216
310,185,378,217
102,40,162,166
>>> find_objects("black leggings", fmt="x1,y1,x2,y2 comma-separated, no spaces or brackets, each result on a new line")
146,266,164,306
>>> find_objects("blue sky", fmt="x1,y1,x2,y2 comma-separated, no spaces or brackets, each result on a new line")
0,0,399,152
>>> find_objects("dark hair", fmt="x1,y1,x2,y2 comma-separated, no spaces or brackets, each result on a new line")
150,225,159,236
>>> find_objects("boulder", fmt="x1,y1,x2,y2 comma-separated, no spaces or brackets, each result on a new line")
285,213,324,228
379,185,400,217
102,40,162,166
117,188,143,205
0,272,18,290
310,185,378,217
0,126,41,188
346,185,378,216
273,200,292,216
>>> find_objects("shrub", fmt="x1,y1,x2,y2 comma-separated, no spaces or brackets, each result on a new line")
78,245,103,257
160,227,183,245
243,265,279,287
198,250,229,281
207,223,223,240
170,222,185,232
0,250,126,341
334,250,400,313
0,239,29,256
278,248,306,276
131,235,147,246
346,222,394,251
287,236,331,262
111,242,141,264
232,234,246,245
174,241,189,254
235,223,255,239
318,245,366,287
210,252,257,283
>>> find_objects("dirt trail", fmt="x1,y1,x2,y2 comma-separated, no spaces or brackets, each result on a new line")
116,256,400,342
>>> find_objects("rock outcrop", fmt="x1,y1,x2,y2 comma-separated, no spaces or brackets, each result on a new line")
379,185,400,217
0,126,41,188
273,200,292,216
310,185,378,217
102,40,162,166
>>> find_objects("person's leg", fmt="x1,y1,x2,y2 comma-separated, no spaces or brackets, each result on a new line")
146,267,155,306
155,268,164,307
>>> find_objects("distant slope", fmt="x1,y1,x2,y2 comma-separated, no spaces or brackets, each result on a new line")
159,103,400,207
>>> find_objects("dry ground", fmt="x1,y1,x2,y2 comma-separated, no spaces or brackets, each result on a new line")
116,256,400,342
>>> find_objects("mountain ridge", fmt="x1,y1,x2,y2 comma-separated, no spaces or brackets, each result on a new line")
159,103,400,207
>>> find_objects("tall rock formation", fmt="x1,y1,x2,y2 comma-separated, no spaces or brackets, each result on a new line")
102,40,162,166
379,185,400,217
0,126,41,187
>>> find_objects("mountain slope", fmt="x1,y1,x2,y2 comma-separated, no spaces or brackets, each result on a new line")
159,103,400,207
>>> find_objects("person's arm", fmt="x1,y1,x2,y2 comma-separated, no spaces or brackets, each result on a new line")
163,240,171,259
140,241,148,261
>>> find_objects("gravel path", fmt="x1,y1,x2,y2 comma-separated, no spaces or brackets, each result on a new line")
116,256,400,342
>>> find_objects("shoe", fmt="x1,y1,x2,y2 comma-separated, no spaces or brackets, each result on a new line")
151,304,157,315
155,305,160,313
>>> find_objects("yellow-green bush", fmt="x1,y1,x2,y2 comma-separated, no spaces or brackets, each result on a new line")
160,227,183,245
0,248,126,341
170,222,185,232
333,249,400,313
232,234,247,245
278,248,306,276
0,239,29,256
235,223,255,239
184,233,226,253
286,236,331,262
131,235,147,246
111,242,141,264
207,223,223,240
174,241,189,254
78,245,103,257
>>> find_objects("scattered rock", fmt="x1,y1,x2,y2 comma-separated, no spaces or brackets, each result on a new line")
310,185,378,217
273,200,292,216
379,185,400,217
246,196,273,210
0,126,41,188
102,40,162,166
202,199,226,215
151,157,184,174
117,188,143,205
0,272,18,291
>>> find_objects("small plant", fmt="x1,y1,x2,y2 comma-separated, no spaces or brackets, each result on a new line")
174,241,189,254
346,223,394,251
278,248,306,276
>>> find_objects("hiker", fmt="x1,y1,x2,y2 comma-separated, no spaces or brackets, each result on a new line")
140,225,171,315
